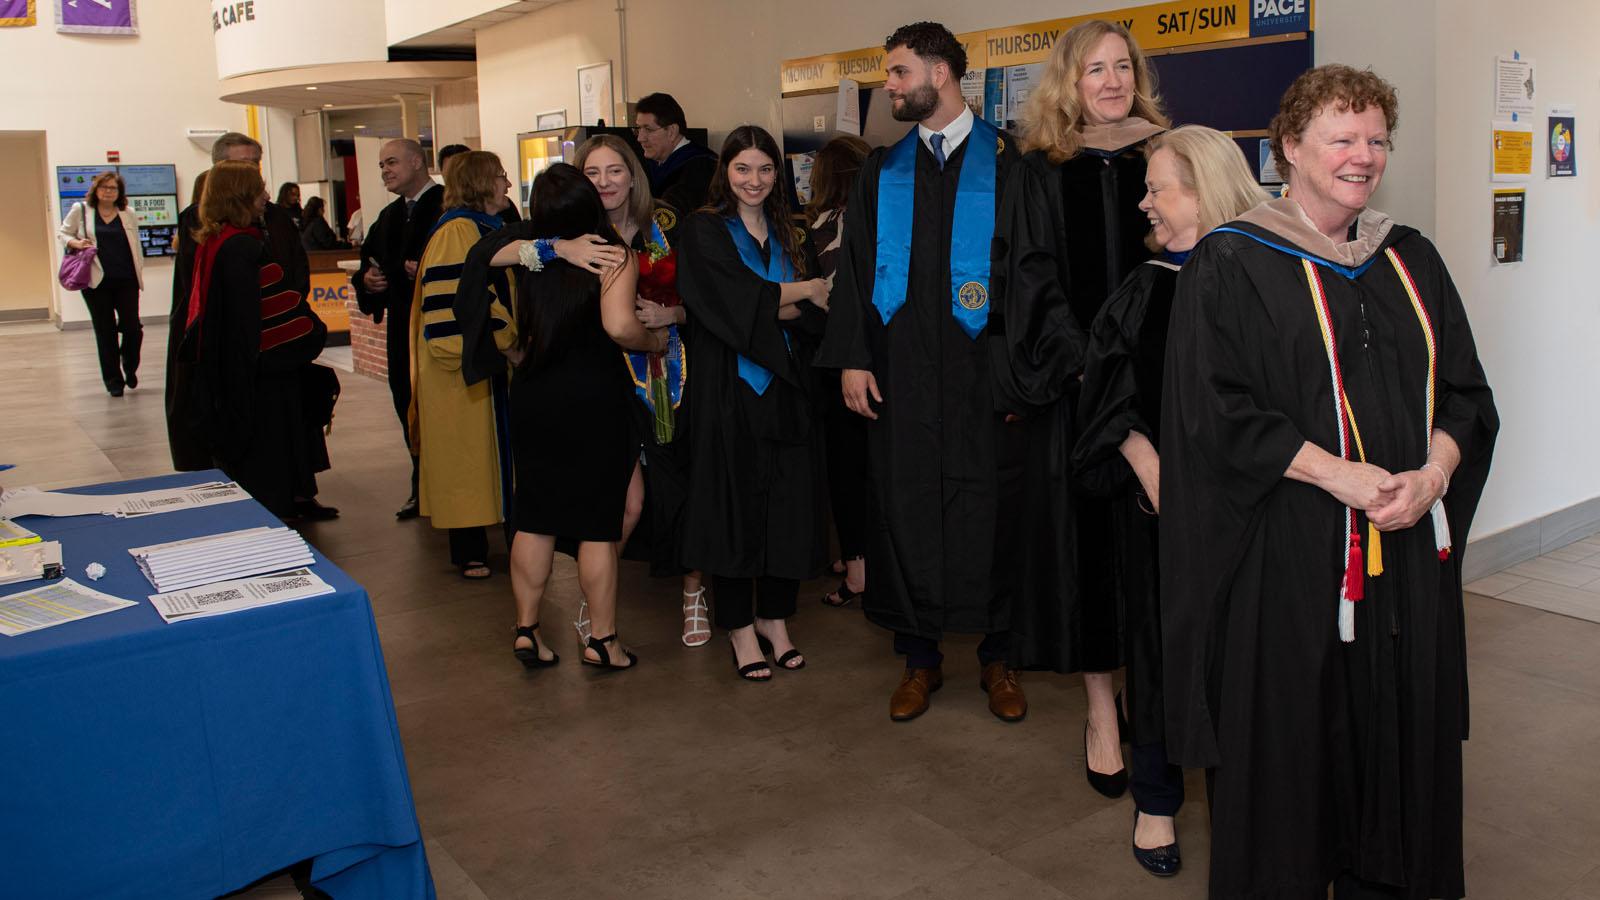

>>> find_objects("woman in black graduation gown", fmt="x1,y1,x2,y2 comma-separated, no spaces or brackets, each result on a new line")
676,125,831,681
804,135,873,609
503,164,667,671
1161,66,1497,900
1000,18,1169,796
179,161,328,520
1073,126,1270,876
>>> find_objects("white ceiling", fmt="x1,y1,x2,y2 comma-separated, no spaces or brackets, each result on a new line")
391,1,568,49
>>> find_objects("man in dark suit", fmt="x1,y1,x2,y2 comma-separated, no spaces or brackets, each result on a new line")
352,138,444,518
633,93,718,213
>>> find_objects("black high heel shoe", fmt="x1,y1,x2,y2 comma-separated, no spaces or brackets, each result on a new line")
1131,809,1181,877
755,633,805,670
512,624,559,669
730,638,772,682
582,633,637,671
1085,722,1129,798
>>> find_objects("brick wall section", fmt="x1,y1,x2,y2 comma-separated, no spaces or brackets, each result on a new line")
346,297,389,381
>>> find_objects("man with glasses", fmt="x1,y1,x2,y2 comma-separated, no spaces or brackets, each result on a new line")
633,93,717,213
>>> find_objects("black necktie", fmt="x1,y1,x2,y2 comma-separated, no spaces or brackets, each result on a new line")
405,197,417,219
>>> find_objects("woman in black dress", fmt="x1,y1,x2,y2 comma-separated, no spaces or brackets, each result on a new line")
1073,126,1270,876
805,135,872,609
676,125,830,681
505,164,667,671
1002,18,1168,800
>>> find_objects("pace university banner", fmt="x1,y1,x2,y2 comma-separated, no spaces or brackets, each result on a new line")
0,0,36,27
56,0,137,35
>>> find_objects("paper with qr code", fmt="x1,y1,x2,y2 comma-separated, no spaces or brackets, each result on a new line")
147,568,335,623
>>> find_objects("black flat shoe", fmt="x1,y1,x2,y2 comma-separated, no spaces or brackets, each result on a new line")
395,496,419,520
108,385,124,397
756,634,805,670
125,373,138,389
294,499,340,521
513,624,559,669
1131,809,1181,877
1085,722,1129,798
582,633,637,671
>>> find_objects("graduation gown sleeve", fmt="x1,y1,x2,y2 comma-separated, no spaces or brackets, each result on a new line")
994,152,1090,411
1072,264,1158,496
1158,233,1311,766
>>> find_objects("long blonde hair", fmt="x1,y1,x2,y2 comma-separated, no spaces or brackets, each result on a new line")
575,134,655,231
1144,125,1271,250
1019,20,1169,163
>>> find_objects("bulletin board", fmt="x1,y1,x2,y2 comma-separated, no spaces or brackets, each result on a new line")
778,0,1314,185
56,163,181,257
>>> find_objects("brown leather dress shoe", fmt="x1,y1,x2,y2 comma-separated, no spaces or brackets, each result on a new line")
890,667,943,721
980,662,1027,722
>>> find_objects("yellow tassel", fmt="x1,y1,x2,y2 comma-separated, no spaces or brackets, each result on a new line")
1366,522,1384,577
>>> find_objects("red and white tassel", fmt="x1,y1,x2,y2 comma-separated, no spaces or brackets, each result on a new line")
1339,532,1362,643
1431,499,1452,561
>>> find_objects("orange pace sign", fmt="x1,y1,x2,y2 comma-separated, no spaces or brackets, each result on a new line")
780,0,1312,95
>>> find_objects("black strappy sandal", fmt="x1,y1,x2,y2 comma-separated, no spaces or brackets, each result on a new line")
821,581,863,607
513,624,559,669
756,634,806,671
582,633,638,671
729,639,772,682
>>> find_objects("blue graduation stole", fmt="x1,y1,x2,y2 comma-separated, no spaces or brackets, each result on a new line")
872,116,998,339
722,216,793,396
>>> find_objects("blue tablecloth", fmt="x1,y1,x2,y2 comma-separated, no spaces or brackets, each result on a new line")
0,472,435,900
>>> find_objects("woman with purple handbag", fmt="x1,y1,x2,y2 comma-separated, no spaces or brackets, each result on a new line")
57,170,145,396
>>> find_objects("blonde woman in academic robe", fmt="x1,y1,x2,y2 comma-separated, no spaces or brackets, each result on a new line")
410,151,518,579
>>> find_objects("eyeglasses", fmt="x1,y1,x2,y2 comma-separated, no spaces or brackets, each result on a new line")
632,124,664,135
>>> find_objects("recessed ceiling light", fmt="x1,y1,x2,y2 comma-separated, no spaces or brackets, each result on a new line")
305,86,318,91
323,103,333,108
355,125,367,129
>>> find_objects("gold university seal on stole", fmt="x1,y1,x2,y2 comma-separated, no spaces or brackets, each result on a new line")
957,281,987,310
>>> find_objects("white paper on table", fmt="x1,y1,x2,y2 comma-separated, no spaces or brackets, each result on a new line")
116,482,249,517
0,486,123,518
148,568,335,624
0,541,63,586
129,527,313,592
0,578,138,637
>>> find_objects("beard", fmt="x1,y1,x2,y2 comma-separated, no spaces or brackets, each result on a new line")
890,82,939,122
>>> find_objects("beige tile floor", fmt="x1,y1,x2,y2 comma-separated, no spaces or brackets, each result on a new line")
5,322,1599,900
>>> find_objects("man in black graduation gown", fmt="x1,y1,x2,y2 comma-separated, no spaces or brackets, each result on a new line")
634,92,717,214
166,134,334,518
815,22,1027,723
352,138,444,518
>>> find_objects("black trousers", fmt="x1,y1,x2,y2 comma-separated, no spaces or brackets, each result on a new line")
82,278,142,390
711,575,798,631
383,300,420,497
447,527,488,566
893,631,1010,670
1130,741,1184,817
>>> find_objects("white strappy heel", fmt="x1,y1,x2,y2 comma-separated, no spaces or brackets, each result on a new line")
573,596,592,645
682,588,711,648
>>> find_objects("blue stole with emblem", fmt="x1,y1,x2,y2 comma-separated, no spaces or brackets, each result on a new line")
430,206,503,237
723,216,793,396
872,116,998,339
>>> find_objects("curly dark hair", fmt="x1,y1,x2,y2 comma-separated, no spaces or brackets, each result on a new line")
1269,64,1399,175
884,21,967,80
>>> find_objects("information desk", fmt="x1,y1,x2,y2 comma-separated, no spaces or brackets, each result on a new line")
0,472,435,899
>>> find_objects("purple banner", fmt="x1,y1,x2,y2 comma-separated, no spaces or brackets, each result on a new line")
0,0,36,27
55,0,137,35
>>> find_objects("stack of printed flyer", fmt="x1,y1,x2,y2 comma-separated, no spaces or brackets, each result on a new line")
129,526,316,593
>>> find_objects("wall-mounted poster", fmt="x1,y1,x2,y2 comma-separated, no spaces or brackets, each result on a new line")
1492,188,1525,264
1491,121,1533,182
0,1,36,27
577,62,614,127
535,110,567,131
1547,107,1576,177
55,0,136,35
